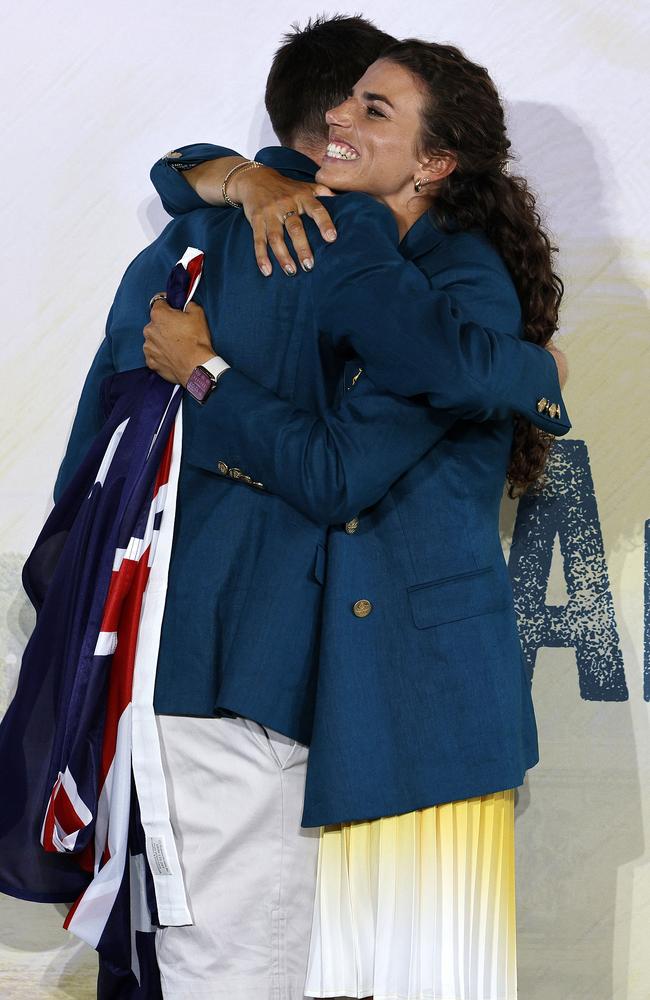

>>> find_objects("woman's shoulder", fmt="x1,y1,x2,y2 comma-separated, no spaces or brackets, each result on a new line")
433,224,509,272
420,224,522,331
424,224,516,289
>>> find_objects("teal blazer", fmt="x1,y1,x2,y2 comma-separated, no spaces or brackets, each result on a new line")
54,144,570,825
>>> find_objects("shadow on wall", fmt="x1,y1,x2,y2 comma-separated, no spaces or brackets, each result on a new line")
138,192,173,243
0,553,34,715
501,102,648,1000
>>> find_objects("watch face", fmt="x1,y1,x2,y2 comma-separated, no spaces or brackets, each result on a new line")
186,366,214,402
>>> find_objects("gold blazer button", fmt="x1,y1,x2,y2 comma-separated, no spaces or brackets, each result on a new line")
217,461,229,475
353,599,373,618
536,397,548,414
345,517,359,534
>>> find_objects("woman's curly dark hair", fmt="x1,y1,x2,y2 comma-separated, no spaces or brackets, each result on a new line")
384,40,564,497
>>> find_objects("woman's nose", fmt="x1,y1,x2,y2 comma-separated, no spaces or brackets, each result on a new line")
325,101,352,127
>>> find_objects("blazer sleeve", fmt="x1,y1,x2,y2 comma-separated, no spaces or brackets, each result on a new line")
149,143,240,217
148,156,569,435
309,195,571,436
183,365,455,525
52,311,116,503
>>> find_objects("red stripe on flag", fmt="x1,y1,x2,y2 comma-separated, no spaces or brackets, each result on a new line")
63,888,84,930
50,781,87,840
97,427,176,789
99,561,138,634
185,253,204,299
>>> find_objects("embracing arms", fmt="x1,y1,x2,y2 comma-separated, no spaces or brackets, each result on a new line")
184,362,457,525
150,144,570,432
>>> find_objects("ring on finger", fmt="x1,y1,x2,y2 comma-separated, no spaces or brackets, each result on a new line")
281,210,297,226
149,292,167,310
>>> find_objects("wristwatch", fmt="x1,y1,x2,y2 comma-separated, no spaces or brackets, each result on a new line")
186,356,229,404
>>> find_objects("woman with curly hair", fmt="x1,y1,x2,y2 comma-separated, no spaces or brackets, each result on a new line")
145,37,566,1000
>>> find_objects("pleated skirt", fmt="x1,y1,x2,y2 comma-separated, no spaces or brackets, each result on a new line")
303,788,516,1000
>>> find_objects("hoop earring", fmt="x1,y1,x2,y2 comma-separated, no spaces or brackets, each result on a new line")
414,177,430,193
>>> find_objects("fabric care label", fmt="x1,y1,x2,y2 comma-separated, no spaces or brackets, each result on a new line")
147,836,174,877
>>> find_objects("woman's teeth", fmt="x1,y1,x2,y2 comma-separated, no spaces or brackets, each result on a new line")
326,142,360,161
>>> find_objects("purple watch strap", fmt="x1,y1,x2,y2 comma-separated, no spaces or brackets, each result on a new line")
186,366,216,403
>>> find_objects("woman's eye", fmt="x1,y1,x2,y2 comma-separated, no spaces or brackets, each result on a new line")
366,106,385,118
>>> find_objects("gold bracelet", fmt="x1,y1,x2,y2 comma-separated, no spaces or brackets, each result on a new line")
222,159,262,208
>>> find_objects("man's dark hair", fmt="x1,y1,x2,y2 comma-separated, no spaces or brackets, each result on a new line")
265,14,397,147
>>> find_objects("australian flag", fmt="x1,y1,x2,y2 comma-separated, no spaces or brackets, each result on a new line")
0,249,204,997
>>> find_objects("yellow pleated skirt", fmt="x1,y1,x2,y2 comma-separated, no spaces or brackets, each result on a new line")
303,788,516,1000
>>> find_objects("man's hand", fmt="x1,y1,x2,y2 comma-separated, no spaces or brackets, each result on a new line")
143,299,216,387
546,340,569,389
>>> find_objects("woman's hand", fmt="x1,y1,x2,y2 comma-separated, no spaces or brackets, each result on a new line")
228,166,336,277
143,299,216,387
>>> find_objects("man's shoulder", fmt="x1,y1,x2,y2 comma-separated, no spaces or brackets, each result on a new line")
321,192,393,225
305,193,398,252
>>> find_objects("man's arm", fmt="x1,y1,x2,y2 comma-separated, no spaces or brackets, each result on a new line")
182,364,457,525
145,293,568,528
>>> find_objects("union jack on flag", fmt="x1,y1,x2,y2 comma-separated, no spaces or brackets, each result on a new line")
0,248,204,996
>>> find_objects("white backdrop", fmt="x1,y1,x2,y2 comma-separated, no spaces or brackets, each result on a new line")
1,1,648,997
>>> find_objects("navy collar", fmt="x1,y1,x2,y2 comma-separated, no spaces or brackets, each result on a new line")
254,145,451,262
255,145,318,180
399,210,449,261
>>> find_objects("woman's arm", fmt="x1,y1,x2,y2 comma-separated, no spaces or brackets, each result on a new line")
307,195,570,433
151,149,569,428
150,144,335,275
150,144,243,214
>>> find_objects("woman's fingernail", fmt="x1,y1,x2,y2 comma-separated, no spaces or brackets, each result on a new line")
325,229,337,241
284,263,296,275
260,263,271,276
302,258,314,271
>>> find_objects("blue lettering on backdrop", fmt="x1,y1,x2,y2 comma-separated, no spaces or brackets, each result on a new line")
508,439,628,700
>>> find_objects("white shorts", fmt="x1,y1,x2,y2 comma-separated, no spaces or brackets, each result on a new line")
154,713,321,1000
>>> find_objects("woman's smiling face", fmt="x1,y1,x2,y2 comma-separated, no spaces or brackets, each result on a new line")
315,58,428,202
